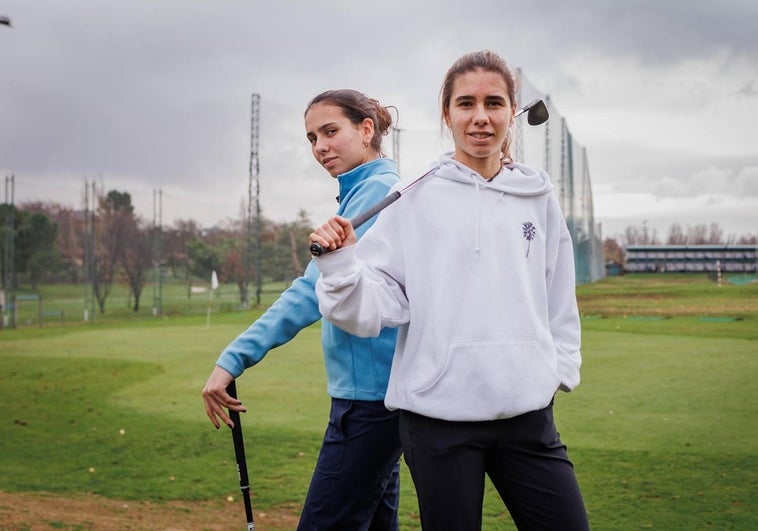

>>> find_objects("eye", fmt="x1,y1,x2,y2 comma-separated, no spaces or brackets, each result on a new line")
307,135,316,145
326,128,338,136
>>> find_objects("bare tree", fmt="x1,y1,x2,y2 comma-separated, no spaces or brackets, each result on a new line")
603,238,624,265
164,219,202,279
219,240,247,303
687,224,709,244
707,222,724,244
121,219,152,311
666,223,687,245
621,223,658,245
93,191,133,313
288,229,302,275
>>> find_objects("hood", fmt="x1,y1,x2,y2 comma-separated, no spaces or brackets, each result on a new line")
435,152,553,197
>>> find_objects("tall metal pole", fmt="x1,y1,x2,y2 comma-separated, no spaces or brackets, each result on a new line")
158,189,163,312
153,190,157,314
3,175,15,328
245,93,261,307
545,94,553,198
89,181,97,321
83,180,90,322
152,189,163,316
392,127,402,174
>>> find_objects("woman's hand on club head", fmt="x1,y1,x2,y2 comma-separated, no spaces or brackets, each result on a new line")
202,366,246,429
309,215,357,253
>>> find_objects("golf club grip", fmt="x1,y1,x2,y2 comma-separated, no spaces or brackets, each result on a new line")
309,191,401,257
227,380,256,530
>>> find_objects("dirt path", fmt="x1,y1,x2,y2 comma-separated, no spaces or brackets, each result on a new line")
0,490,300,530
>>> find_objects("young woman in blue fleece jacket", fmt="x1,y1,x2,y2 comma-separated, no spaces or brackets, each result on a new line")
202,89,402,531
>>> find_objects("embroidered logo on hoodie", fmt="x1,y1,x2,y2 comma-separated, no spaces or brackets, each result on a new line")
522,221,536,257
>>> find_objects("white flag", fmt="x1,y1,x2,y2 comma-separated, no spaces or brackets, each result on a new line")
211,270,219,290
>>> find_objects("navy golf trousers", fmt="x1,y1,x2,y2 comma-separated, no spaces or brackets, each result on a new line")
298,398,402,531
399,404,589,530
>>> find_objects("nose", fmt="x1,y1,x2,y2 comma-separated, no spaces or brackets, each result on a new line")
473,104,489,125
314,137,329,154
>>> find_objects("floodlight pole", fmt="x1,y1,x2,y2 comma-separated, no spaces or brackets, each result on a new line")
2,175,15,329
245,93,261,307
152,189,163,316
392,127,402,174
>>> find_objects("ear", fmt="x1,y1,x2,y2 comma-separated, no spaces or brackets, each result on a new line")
361,117,375,145
509,101,517,126
443,108,451,128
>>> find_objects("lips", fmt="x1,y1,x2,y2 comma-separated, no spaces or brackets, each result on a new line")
321,156,338,167
468,131,495,144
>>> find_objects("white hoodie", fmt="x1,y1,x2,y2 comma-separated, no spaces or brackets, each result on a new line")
315,153,581,421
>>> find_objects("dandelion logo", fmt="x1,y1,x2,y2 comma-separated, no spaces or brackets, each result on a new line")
522,221,536,257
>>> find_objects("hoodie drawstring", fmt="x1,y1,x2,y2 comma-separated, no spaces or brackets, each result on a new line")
473,177,481,259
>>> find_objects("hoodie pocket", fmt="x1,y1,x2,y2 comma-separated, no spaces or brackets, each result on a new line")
412,340,561,419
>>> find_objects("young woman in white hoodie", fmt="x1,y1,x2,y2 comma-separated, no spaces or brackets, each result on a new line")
309,50,590,530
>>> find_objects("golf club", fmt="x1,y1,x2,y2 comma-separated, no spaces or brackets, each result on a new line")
227,380,255,531
515,98,549,126
309,98,549,257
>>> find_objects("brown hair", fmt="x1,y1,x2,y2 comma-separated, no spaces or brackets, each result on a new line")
440,50,519,160
305,89,394,156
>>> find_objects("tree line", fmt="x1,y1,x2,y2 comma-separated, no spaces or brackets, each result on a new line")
3,195,754,302
0,189,315,313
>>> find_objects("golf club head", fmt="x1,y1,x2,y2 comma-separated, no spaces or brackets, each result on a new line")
515,98,549,126
527,99,549,125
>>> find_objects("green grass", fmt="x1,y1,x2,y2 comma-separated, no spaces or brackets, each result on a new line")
1,274,757,529
0,318,328,506
576,273,758,319
7,279,290,326
559,331,756,527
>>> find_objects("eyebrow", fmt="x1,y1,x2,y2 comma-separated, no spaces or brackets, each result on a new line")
454,94,507,103
307,121,338,136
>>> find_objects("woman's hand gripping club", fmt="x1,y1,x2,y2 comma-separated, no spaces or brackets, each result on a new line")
309,215,358,256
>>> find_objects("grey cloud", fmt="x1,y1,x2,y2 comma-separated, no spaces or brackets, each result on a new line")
597,144,758,199
2,0,756,234
737,80,758,98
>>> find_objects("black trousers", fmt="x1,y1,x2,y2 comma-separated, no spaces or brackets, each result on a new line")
399,404,589,531
298,399,402,531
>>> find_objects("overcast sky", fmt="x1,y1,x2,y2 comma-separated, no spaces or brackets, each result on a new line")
1,0,756,240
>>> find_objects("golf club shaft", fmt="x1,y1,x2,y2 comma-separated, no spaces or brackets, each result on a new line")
309,166,437,257
227,380,255,531
308,191,398,257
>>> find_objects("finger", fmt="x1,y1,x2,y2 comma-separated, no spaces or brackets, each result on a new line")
212,400,236,428
334,216,353,232
203,398,223,429
203,390,245,429
314,226,339,250
327,218,346,240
